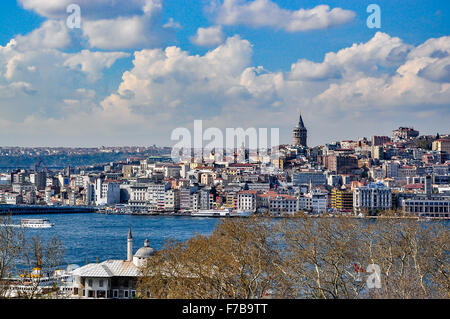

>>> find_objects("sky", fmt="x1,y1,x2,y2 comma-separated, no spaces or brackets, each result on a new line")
0,0,449,147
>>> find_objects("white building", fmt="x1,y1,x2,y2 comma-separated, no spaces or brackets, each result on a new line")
164,189,180,211
95,178,120,206
147,183,166,211
5,192,23,205
128,184,148,208
237,190,258,212
179,187,191,212
383,162,399,178
298,190,328,214
269,195,298,215
71,229,155,299
353,183,392,212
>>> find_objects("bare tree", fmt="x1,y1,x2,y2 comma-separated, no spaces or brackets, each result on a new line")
138,216,449,299
18,234,65,299
0,215,25,298
138,217,284,299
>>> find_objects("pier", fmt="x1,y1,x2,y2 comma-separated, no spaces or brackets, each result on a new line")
0,204,97,215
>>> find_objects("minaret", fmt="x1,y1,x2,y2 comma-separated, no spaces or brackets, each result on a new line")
127,227,133,262
293,110,307,147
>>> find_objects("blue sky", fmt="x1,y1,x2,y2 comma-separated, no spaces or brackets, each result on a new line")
0,0,449,147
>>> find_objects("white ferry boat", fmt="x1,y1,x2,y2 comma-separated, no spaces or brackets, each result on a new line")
20,218,54,229
191,209,249,218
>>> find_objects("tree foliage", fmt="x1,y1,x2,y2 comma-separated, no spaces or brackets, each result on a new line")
138,217,449,299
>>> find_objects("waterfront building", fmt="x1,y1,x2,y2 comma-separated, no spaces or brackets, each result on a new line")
331,188,353,213
95,179,120,206
198,188,214,210
298,190,328,214
5,192,23,205
268,194,299,215
147,183,166,211
128,184,148,208
71,229,155,299
399,194,450,218
353,182,392,213
225,191,238,210
164,188,180,211
237,190,258,212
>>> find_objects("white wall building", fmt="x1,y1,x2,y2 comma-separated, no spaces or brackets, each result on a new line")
71,229,155,299
95,178,120,206
353,183,392,212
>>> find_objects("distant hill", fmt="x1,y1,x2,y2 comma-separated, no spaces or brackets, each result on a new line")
0,150,171,170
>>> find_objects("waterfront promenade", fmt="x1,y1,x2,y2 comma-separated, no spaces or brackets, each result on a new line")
0,204,97,215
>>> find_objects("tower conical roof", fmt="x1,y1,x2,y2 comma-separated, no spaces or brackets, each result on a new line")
298,111,306,129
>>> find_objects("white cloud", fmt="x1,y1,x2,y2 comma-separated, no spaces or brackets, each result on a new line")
1,31,449,146
63,50,130,81
163,18,182,29
97,32,450,146
191,26,225,47
0,36,129,123
18,0,158,19
14,20,71,50
212,0,355,31
18,0,170,50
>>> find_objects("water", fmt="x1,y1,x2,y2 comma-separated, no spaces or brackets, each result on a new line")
6,214,449,270
8,213,219,267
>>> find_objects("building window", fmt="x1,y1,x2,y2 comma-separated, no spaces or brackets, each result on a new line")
113,289,119,298
124,290,129,298
88,279,93,287
99,279,104,287
73,288,79,295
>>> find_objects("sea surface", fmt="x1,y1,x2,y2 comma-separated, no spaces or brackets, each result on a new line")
5,213,449,270
8,213,219,267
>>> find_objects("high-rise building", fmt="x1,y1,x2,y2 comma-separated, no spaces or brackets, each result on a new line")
293,110,307,147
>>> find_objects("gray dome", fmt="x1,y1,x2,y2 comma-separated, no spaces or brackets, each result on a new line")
134,238,155,258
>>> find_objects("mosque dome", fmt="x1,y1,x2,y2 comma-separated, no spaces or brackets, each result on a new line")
133,238,155,258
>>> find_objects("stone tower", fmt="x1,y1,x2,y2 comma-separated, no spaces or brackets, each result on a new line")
293,110,307,147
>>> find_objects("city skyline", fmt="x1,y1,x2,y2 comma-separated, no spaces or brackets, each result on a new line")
0,1,449,147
